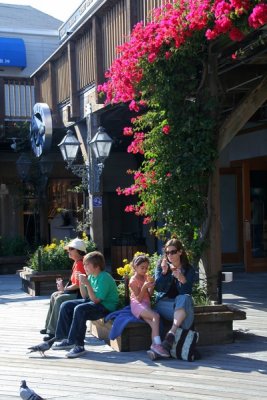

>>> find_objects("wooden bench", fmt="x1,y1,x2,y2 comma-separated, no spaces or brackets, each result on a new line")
90,304,246,351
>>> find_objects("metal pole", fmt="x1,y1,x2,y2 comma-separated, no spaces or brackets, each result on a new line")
217,271,222,304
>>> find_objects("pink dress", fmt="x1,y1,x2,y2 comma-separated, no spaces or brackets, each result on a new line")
129,275,151,318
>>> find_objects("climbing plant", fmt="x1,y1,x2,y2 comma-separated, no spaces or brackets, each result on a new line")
99,0,267,261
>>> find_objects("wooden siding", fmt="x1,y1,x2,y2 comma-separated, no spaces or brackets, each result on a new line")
101,0,128,73
38,70,51,106
76,27,96,91
54,51,70,104
137,0,173,22
4,79,34,119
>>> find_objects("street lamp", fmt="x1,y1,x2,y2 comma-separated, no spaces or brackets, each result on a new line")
58,129,80,165
89,126,113,163
58,126,112,193
89,126,113,192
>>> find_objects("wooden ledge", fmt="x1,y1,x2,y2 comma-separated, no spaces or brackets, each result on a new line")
90,304,246,351
19,269,71,296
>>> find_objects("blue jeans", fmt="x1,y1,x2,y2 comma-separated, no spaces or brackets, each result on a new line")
55,299,108,346
155,294,194,330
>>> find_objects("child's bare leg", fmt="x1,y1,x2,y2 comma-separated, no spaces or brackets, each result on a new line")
139,308,160,340
141,308,170,358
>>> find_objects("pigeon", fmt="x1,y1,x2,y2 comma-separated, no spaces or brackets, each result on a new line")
27,337,55,357
19,380,44,400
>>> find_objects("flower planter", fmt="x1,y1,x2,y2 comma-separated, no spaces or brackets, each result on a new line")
18,267,71,296
0,256,27,275
90,304,246,351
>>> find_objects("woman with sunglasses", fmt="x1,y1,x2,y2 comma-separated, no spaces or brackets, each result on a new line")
40,238,86,341
154,238,196,352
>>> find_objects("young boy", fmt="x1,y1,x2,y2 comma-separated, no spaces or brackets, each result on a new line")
51,251,118,358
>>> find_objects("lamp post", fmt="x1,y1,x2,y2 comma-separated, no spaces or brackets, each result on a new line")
16,153,32,182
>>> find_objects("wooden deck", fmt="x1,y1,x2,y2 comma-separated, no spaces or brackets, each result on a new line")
0,271,267,400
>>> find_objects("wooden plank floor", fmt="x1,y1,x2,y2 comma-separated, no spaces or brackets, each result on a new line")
0,271,267,400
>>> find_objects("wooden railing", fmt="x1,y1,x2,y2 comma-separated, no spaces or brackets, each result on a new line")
4,79,34,120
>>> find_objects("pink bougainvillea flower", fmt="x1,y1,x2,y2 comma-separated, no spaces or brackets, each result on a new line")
125,205,136,212
143,216,152,225
162,125,171,135
248,3,267,28
129,100,140,112
127,132,145,154
123,127,134,136
229,27,245,41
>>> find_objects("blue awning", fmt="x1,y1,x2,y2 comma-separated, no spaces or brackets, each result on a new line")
0,38,26,68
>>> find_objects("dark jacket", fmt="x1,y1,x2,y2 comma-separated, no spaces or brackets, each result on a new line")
154,258,196,302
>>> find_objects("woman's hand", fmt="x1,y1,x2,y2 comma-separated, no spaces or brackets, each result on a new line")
172,268,186,284
161,258,169,275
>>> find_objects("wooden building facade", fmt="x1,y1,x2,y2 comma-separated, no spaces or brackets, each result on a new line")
1,0,267,276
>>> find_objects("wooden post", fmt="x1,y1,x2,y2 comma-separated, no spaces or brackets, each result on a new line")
199,48,222,301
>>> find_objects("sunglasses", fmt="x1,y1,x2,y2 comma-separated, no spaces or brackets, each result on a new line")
68,247,75,251
165,249,178,256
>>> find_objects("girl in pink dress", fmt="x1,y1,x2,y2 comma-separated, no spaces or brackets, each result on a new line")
129,254,169,358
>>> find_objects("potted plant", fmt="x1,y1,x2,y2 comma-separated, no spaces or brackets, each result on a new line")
20,234,96,295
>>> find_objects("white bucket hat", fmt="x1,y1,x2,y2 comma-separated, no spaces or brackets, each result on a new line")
64,238,86,253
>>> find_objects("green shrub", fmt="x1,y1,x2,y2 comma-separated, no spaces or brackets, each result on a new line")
27,235,96,272
0,236,30,256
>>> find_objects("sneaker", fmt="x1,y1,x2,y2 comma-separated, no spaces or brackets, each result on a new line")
150,343,170,358
147,349,158,360
162,332,175,351
40,328,47,334
66,345,86,358
51,339,74,350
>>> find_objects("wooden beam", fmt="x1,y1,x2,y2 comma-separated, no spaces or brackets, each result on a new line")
92,15,104,103
33,77,40,103
68,41,79,118
218,74,267,152
47,61,61,128
126,0,138,33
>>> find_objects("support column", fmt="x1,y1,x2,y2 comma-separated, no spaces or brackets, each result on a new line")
87,110,104,253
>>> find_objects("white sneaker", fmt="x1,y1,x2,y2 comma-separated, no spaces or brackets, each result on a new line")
66,345,86,358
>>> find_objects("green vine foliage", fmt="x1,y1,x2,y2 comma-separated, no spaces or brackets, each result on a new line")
131,33,218,260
